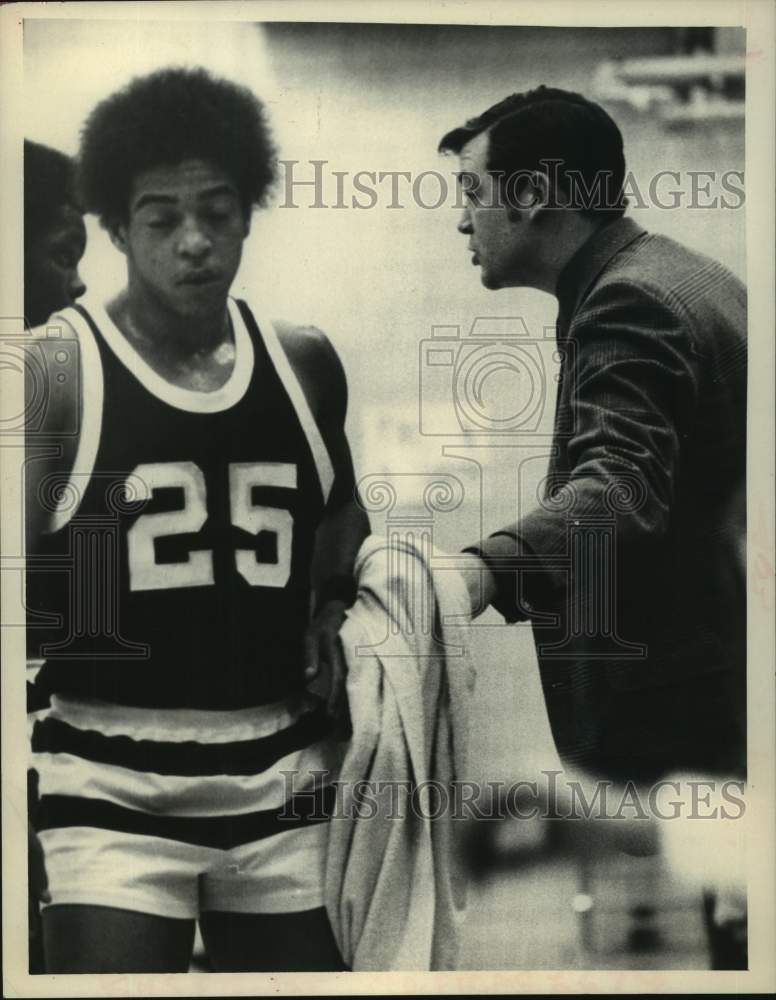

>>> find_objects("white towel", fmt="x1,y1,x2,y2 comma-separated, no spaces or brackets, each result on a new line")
325,534,475,970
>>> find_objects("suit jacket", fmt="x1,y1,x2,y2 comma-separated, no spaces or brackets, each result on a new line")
473,217,747,781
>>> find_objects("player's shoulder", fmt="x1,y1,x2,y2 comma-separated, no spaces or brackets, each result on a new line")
27,314,81,385
24,314,82,438
272,318,344,381
270,318,346,417
273,318,336,358
28,312,79,348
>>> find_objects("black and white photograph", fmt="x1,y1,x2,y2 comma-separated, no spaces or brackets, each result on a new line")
1,0,774,994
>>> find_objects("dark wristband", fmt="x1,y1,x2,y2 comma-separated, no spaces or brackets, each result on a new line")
315,575,358,615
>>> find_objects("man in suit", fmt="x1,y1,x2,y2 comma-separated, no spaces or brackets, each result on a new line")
441,87,747,965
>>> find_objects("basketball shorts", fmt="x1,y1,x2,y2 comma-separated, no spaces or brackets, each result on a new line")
30,691,345,920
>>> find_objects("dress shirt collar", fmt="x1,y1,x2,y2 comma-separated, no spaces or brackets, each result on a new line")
555,216,647,333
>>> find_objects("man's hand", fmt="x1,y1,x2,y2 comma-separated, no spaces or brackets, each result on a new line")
304,600,351,739
458,551,498,618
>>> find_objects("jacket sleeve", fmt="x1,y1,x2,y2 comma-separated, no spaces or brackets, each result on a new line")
470,280,702,622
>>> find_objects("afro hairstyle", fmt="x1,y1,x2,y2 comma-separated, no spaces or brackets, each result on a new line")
24,140,80,243
77,66,277,224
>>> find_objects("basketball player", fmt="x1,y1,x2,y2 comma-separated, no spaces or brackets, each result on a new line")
24,140,87,328
25,68,368,973
24,138,88,974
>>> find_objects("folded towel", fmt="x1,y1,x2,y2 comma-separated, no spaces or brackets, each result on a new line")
325,534,475,970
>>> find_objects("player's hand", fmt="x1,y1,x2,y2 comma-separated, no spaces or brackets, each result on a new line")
304,599,351,739
458,551,498,619
29,822,50,905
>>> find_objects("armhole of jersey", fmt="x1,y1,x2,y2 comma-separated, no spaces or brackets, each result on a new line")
240,301,335,506
49,307,104,532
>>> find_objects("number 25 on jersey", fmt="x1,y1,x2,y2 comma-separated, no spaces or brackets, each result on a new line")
126,460,295,592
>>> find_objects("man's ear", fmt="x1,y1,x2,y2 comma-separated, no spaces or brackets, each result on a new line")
106,217,129,255
505,172,550,222
525,171,552,220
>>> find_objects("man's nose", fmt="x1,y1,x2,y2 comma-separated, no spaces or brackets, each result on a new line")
457,208,473,235
178,219,212,258
69,270,86,302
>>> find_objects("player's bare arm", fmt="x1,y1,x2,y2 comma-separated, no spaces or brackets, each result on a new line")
276,321,370,726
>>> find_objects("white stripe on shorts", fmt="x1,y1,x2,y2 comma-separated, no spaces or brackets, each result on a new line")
34,740,345,818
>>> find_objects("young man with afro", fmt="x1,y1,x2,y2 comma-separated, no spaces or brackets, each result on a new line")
24,138,88,975
24,139,87,327
25,67,369,973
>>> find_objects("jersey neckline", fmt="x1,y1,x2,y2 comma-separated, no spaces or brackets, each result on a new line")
82,295,255,413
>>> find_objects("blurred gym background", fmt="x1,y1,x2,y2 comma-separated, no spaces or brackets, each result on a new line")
24,18,746,969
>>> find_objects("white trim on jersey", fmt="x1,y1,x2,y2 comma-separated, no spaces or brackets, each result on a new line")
48,308,104,532
243,302,336,507
82,296,256,414
46,296,334,524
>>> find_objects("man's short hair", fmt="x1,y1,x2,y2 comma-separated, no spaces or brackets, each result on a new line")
438,86,627,219
24,140,80,242
77,67,277,224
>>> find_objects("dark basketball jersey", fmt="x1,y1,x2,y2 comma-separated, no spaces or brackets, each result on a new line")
28,296,334,710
